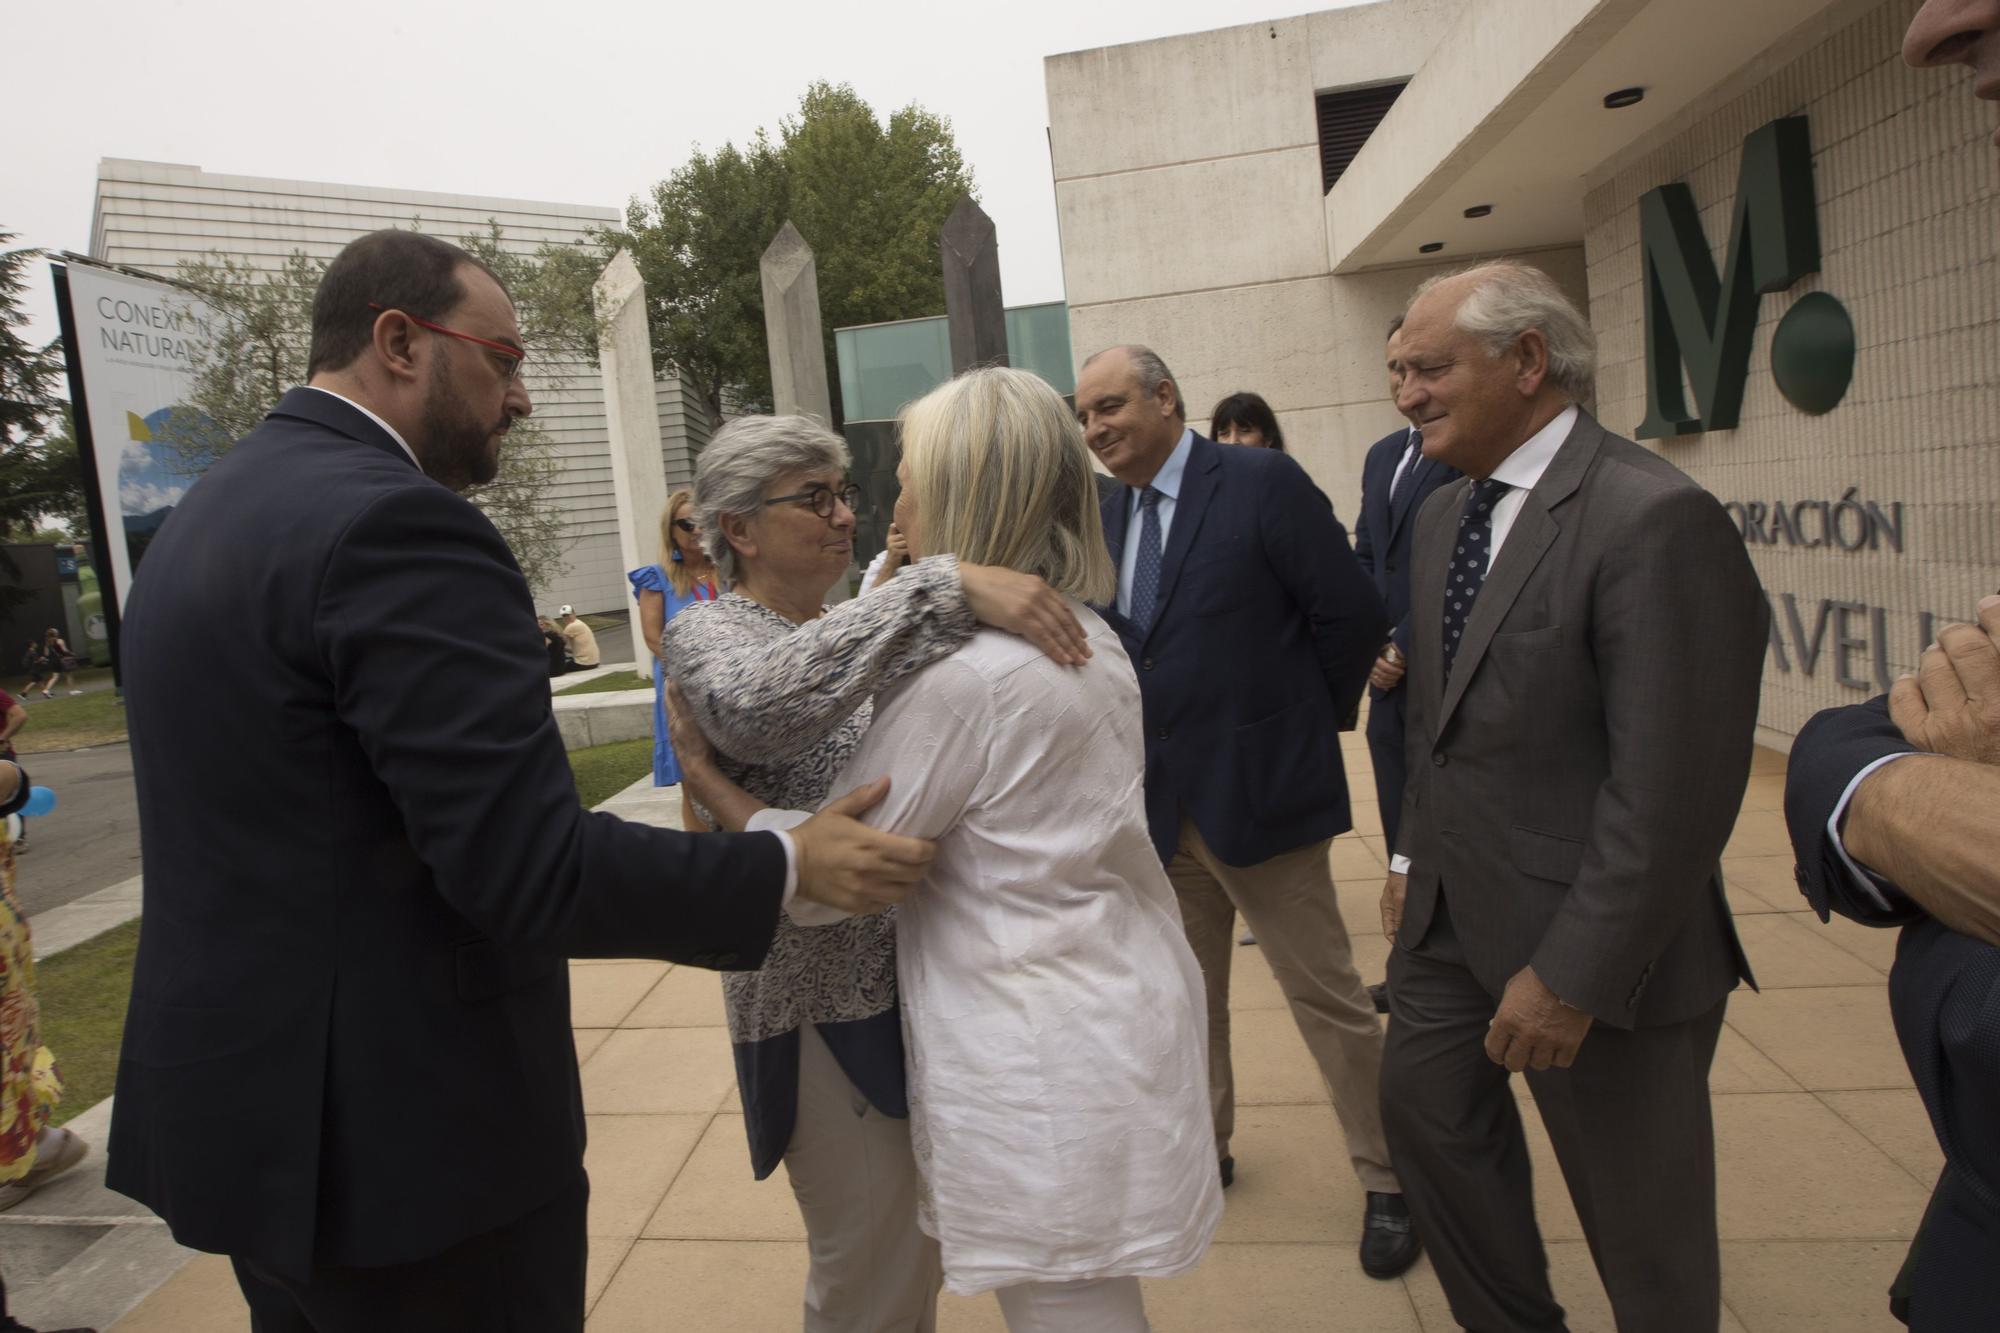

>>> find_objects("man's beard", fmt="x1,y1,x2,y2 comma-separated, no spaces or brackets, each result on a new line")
415,357,509,491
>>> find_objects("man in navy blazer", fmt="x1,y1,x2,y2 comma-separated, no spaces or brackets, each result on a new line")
1354,319,1462,862
1076,345,1417,1278
107,230,931,1332
1353,320,1461,1013
1780,8,2000,1326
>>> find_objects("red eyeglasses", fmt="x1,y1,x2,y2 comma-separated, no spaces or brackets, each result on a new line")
368,302,526,381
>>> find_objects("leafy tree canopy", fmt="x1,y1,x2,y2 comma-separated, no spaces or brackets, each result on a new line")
0,232,82,543
616,81,976,427
168,223,607,595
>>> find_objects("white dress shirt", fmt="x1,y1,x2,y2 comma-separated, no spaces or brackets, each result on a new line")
1389,406,1578,877
305,386,423,469
1827,753,1917,913
750,608,1221,1293
305,391,807,894
1485,405,1578,565
1115,427,1194,618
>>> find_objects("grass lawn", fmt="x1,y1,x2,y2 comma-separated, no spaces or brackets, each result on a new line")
570,737,655,808
10,669,126,754
553,669,654,697
24,736,656,1127
35,917,139,1128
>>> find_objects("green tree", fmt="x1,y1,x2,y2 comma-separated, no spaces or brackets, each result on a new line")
171,225,609,595
618,81,976,427
0,233,83,541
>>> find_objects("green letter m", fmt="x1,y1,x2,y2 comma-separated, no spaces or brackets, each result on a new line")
1637,115,1821,438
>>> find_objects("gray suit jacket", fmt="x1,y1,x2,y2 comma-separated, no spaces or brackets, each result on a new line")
1394,411,1766,1027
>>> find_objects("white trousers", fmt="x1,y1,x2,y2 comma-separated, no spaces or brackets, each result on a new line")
994,1277,1149,1332
783,1023,943,1332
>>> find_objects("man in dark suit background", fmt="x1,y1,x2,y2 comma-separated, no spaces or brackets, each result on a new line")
1353,317,1462,1012
1074,344,1418,1278
1781,5,2000,1326
1380,262,1766,1333
108,230,933,1332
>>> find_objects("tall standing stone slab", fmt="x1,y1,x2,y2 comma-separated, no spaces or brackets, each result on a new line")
761,222,834,424
942,197,1008,373
760,222,850,598
594,249,670,674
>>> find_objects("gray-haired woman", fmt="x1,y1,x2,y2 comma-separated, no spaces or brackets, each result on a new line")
660,414,1087,1332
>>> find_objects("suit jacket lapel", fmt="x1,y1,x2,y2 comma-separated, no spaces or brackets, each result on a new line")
1095,475,1135,636
1435,415,1603,733
1145,435,1219,644
1383,433,1429,548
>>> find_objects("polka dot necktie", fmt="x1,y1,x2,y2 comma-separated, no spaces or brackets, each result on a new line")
1129,486,1164,634
1441,477,1513,677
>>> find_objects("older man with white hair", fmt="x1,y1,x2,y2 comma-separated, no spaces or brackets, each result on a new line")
1378,261,1767,1332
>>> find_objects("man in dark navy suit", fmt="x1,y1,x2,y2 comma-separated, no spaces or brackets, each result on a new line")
1076,344,1417,1278
1783,7,2000,1326
107,230,933,1332
1353,317,1462,1013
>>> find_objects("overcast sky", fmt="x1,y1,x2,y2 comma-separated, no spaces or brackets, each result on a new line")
4,0,1364,362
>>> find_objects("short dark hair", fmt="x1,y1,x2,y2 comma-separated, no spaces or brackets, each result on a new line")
307,230,508,377
1208,391,1285,454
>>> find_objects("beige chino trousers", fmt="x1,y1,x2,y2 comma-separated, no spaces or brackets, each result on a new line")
1166,818,1399,1195
783,1023,943,1332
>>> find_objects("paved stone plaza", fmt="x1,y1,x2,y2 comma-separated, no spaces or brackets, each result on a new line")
102,734,1927,1332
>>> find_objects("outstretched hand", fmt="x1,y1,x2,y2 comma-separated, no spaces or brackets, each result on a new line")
663,679,714,774
960,564,1091,666
790,778,936,916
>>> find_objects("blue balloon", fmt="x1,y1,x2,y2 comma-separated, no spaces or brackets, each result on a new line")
21,786,56,818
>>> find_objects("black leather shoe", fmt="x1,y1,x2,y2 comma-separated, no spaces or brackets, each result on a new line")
1360,1191,1421,1278
1367,981,1390,1014
1219,1155,1235,1188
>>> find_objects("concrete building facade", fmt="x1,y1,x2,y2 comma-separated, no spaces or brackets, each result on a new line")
89,158,706,617
1045,0,1999,745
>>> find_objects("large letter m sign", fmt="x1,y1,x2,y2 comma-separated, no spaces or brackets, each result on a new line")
1637,116,1826,439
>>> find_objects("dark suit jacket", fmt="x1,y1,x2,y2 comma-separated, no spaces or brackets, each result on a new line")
1786,697,2000,1327
108,388,787,1282
1096,433,1386,867
1396,411,1765,1026
1352,425,1459,665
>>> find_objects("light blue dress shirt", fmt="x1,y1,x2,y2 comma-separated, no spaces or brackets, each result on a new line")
1116,427,1194,619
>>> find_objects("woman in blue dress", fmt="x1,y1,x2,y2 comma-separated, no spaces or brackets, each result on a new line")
628,488,718,788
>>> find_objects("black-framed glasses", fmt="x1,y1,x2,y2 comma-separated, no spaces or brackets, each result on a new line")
672,518,698,534
762,483,863,520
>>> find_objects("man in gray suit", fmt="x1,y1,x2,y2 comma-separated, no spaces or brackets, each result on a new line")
1378,262,1766,1332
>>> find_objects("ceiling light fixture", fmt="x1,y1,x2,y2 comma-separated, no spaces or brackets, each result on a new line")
1603,87,1646,109
1419,242,1445,254
1463,204,1493,219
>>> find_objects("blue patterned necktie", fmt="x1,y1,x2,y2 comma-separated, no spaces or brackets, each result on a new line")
1441,477,1512,676
1388,431,1422,511
1129,486,1164,633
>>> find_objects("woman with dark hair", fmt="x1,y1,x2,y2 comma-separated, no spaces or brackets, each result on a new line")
1209,391,1285,453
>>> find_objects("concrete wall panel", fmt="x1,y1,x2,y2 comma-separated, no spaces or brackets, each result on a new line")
1057,149,1330,306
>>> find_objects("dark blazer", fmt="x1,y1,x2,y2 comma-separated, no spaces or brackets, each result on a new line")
1096,433,1386,867
108,388,787,1283
1352,426,1459,663
1786,697,2000,1328
1395,412,1765,1025
1354,427,1460,850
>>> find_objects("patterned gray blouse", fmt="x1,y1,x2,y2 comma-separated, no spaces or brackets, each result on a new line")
661,556,977,1043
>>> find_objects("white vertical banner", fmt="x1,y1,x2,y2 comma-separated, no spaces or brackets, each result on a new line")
59,263,217,612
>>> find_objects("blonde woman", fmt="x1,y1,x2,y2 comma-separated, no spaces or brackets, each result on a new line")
627,489,719,788
676,368,1220,1331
